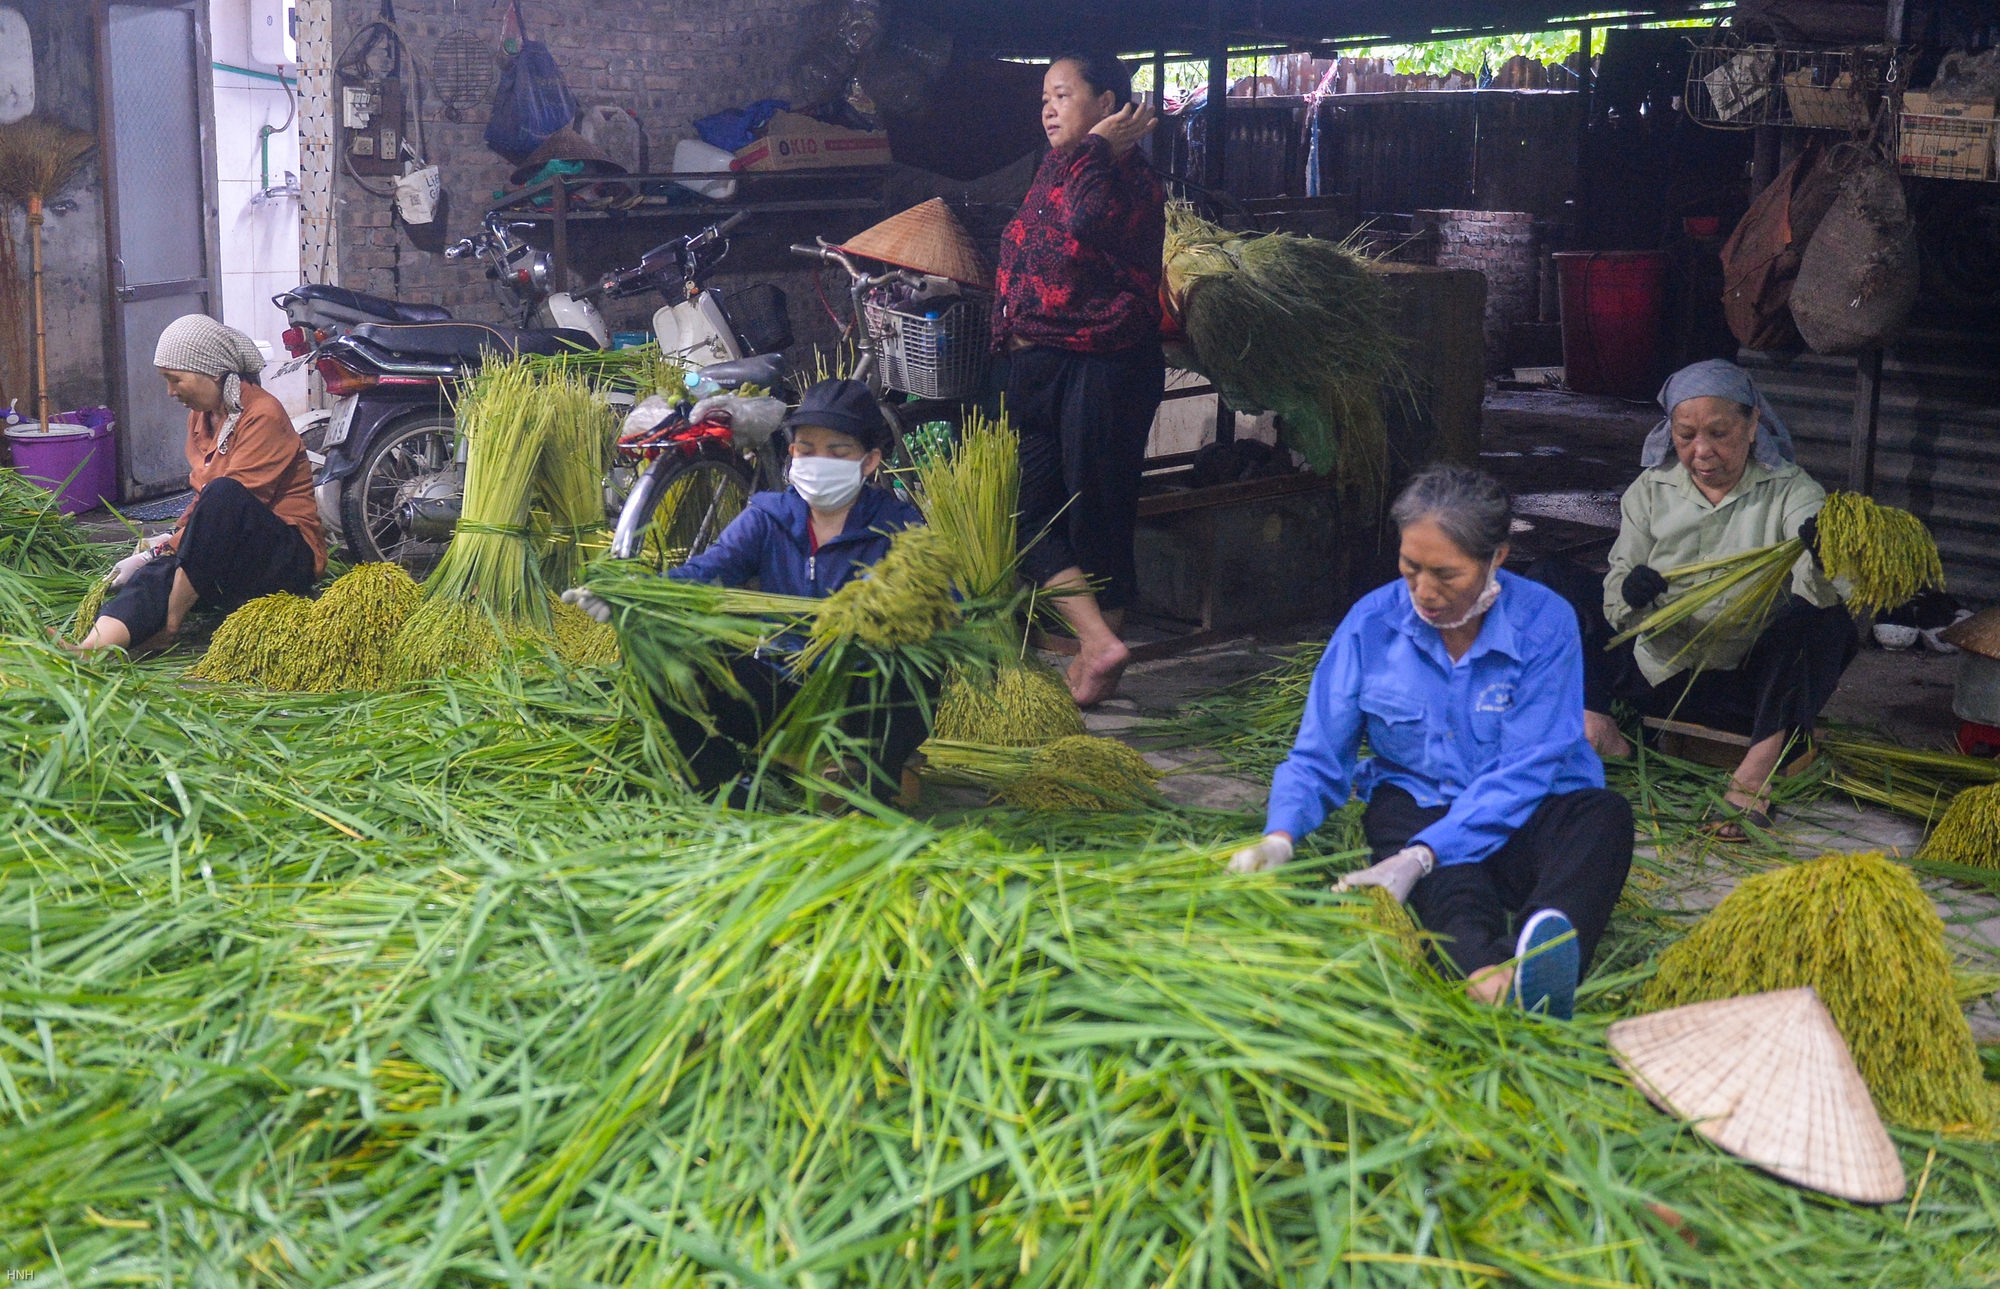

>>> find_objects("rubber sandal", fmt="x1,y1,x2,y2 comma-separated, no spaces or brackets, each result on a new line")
1513,908,1579,1021
1697,804,1775,841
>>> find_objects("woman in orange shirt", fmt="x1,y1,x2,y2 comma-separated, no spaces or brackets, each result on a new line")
78,315,326,652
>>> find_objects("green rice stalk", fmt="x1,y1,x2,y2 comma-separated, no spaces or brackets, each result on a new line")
1163,205,1406,495
1639,850,2000,1134
384,596,507,682
800,525,959,668
908,406,1019,602
1606,538,1803,669
533,368,614,592
1818,491,1945,615
298,562,422,692
1137,642,1324,777
933,658,1083,746
1918,783,2000,869
423,358,552,631
69,575,111,641
927,734,1162,810
548,592,619,667
1356,884,1428,963
186,592,317,686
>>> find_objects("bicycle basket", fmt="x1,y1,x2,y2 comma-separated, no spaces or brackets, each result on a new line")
719,282,794,357
862,293,993,400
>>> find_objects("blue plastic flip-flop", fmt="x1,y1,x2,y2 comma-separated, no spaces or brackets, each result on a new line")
1513,908,1579,1021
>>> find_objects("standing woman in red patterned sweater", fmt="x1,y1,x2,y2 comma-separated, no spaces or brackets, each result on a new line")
996,51,1164,705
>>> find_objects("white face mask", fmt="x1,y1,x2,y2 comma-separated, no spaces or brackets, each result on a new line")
1415,558,1503,631
788,455,865,513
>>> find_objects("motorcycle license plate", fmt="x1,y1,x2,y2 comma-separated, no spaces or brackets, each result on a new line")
322,395,360,448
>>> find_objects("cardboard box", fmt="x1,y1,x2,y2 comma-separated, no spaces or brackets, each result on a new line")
1902,92,1997,119
1899,94,1999,182
730,111,892,172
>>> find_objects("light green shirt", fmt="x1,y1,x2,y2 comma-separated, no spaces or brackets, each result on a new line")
1604,458,1840,685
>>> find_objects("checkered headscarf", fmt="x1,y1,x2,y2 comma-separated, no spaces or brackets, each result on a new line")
153,314,266,453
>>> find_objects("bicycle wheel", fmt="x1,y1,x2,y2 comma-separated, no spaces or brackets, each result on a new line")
643,452,753,570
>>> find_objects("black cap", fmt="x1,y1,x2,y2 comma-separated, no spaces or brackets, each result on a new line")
781,379,887,451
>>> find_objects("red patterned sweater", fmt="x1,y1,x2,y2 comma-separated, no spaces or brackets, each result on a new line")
994,135,1165,354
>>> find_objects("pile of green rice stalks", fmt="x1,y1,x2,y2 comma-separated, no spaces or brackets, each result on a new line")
1162,206,1405,489
1640,850,1999,1134
0,466,115,634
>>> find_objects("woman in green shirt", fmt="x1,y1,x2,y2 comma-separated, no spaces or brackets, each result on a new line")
1530,361,1854,838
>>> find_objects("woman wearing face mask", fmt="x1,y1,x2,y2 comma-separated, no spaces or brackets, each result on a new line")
586,378,929,802
1525,360,1851,840
995,50,1164,707
1229,466,1633,1022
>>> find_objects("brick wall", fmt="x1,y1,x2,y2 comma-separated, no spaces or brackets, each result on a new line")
328,0,822,324
1415,209,1537,374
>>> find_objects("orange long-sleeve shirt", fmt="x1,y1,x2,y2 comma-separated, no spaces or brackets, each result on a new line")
166,381,327,574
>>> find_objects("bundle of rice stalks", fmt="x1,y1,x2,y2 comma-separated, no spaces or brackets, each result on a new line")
1355,883,1428,963
393,359,552,677
186,592,316,686
1918,783,2000,869
532,367,614,592
1823,734,2000,822
289,561,421,692
924,734,1162,810
548,591,619,666
1817,490,1945,615
932,657,1083,745
1611,494,1942,667
1639,850,1999,1134
909,406,1017,601
1162,206,1404,490
801,524,959,665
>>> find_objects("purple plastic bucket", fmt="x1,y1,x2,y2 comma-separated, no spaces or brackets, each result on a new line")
7,407,117,514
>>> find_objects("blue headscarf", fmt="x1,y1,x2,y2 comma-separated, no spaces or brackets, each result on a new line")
1640,359,1797,469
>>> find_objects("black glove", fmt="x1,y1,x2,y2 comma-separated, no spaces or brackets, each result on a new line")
1622,565,1669,611
1798,515,1821,562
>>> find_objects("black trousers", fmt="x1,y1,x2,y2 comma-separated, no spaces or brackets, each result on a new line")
656,654,936,804
98,477,317,643
1363,785,1634,978
1527,556,1855,746
1009,343,1167,611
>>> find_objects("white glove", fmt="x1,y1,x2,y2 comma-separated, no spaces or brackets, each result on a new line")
560,586,611,624
691,394,789,449
1227,834,1293,874
1333,845,1435,904
109,548,153,588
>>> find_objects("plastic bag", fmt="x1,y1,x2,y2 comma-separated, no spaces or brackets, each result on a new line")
485,38,577,158
694,99,791,153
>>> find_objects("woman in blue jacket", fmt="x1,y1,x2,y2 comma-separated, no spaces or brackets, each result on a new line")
1229,466,1633,1020
615,378,927,803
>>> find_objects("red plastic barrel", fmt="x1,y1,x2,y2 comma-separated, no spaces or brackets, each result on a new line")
1554,251,1666,398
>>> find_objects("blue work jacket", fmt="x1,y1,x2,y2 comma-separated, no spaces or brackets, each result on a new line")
669,484,922,597
1265,570,1604,866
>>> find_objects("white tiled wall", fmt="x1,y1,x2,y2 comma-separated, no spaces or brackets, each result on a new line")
209,0,306,413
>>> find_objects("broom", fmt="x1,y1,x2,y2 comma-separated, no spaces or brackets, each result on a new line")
0,119,97,437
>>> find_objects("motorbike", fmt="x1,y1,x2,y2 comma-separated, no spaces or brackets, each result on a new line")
278,213,784,571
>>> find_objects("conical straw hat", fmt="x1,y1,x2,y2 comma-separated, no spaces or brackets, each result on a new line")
1942,606,2000,660
1608,988,1905,1204
836,198,992,289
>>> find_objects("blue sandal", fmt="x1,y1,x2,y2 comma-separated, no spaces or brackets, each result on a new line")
1513,908,1579,1021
